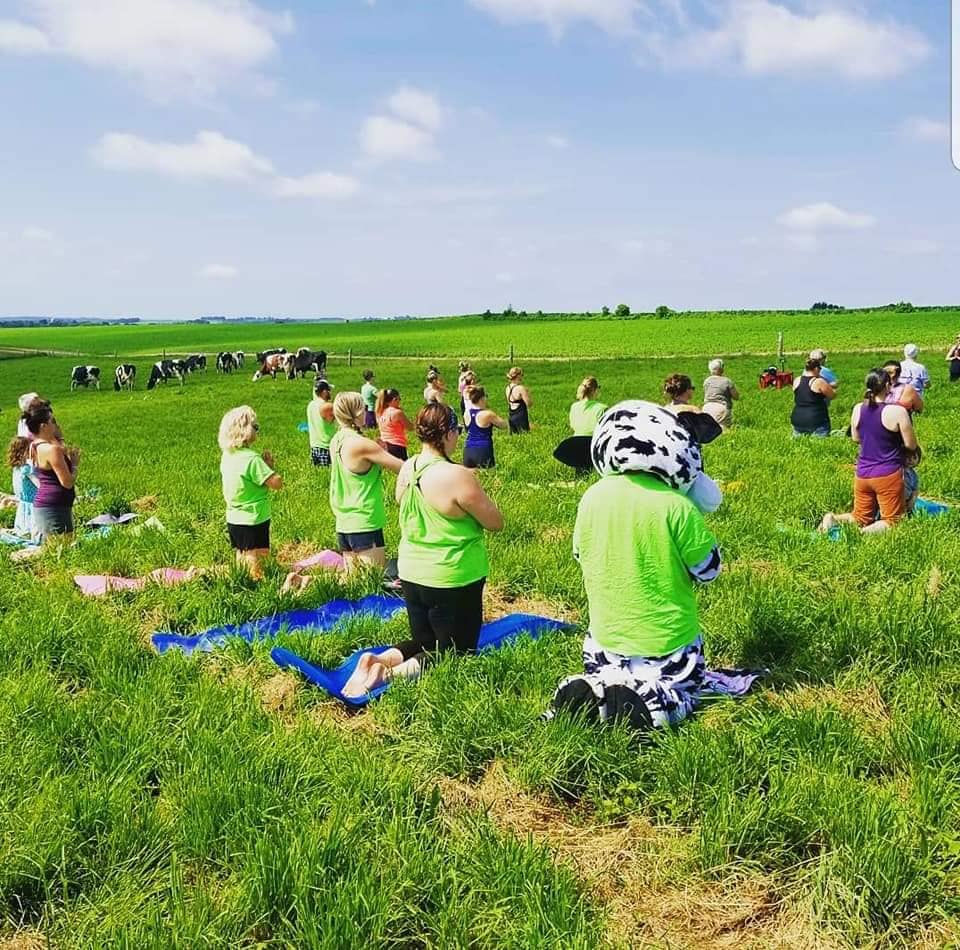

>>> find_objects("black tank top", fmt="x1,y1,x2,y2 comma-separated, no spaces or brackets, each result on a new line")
507,385,530,432
791,375,830,433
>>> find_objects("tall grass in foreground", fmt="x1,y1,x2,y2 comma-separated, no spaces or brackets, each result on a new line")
1,350,960,945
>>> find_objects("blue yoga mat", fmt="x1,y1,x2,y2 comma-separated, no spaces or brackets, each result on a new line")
914,498,950,517
152,594,405,656
297,422,309,433
272,612,572,707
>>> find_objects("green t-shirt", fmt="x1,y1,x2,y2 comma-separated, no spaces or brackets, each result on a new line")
398,456,489,588
307,398,337,449
573,473,717,657
361,382,378,411
220,447,274,526
569,399,608,436
329,429,385,533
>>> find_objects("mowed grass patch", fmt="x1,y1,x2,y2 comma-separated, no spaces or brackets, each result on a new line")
2,341,960,945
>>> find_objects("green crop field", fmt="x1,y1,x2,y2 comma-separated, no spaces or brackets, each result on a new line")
2,317,960,948
2,306,959,361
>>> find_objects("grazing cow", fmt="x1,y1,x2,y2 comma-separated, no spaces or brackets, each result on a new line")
146,359,185,390
70,365,101,390
114,364,137,391
184,354,207,373
252,352,287,382
255,347,286,365
285,347,328,380
216,351,237,374
233,351,245,368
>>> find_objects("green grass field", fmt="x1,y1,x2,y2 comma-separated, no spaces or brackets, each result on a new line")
2,316,960,948
3,306,959,361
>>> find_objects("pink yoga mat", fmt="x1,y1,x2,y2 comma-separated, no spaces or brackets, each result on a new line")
291,550,344,571
74,568,193,597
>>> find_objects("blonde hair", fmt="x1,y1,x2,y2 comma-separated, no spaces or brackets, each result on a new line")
218,405,258,452
334,392,365,430
506,366,523,382
576,376,599,400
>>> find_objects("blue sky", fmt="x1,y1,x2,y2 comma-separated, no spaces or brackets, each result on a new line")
0,0,955,318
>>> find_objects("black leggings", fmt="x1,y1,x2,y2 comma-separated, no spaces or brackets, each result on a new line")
395,578,485,662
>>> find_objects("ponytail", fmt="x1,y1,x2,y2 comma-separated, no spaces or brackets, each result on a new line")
333,392,365,432
376,388,400,418
576,376,599,401
863,368,889,405
415,403,456,462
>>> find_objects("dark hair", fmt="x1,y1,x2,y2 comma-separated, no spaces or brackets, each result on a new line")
864,368,890,404
7,436,30,468
416,403,456,461
362,369,374,381
22,401,54,436
664,373,693,400
805,358,822,373
465,385,486,404
376,387,400,416
313,378,331,395
883,359,901,376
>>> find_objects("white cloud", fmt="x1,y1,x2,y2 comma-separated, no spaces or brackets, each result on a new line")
387,86,443,132
91,130,274,181
362,115,437,161
273,171,360,199
468,0,640,36
784,233,819,252
200,263,238,279
22,226,55,242
0,19,51,53
545,134,570,149
651,0,929,80
901,116,950,144
1,0,292,94
777,202,876,232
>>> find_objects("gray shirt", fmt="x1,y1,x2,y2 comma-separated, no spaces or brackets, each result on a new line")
702,375,734,409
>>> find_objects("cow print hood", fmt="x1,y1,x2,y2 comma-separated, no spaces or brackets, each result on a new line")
590,401,703,492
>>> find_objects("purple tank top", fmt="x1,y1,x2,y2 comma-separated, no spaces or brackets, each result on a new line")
32,443,75,508
856,402,903,478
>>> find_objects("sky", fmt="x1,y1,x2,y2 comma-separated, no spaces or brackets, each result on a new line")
0,0,956,319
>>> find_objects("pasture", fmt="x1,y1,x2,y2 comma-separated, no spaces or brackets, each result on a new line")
2,316,960,948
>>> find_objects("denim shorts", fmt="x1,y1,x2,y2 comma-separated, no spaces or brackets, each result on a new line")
337,528,386,552
792,426,830,438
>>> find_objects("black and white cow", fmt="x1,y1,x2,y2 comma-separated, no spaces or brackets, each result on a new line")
233,351,245,368
184,354,207,373
216,351,237,373
113,364,137,391
285,347,327,380
146,359,185,390
253,352,287,382
70,365,101,390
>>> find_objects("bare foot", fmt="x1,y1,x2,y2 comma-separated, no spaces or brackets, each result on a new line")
281,572,312,596
818,512,838,534
342,653,390,699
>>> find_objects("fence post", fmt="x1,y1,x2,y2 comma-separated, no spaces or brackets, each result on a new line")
509,343,514,363
777,332,784,368
348,348,353,367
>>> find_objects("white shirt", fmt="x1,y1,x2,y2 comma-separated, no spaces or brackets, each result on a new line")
900,358,930,396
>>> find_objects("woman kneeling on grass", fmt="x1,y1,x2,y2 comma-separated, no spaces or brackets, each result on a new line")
547,402,722,731
376,388,414,461
219,406,283,579
329,392,404,571
819,369,919,536
462,385,507,469
343,404,504,698
307,378,336,467
569,376,607,436
23,401,79,541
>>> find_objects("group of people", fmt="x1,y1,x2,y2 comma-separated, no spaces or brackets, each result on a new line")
5,337,955,730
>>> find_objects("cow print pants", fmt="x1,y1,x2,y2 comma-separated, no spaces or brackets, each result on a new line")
549,634,705,730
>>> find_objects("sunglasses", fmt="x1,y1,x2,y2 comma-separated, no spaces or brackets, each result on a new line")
253,423,260,432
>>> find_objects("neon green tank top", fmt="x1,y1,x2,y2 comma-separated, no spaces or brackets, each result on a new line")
398,455,489,588
328,429,385,533
569,399,608,436
307,399,337,449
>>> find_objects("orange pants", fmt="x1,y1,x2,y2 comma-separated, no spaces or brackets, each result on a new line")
853,469,906,527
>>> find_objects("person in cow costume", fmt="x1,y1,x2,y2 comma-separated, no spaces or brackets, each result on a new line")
548,401,725,731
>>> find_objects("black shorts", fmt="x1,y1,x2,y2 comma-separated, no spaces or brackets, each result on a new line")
463,444,495,469
385,443,408,461
337,528,385,553
395,578,486,660
311,446,331,467
228,520,270,551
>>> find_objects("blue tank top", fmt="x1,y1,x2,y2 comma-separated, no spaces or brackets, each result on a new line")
465,408,493,448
